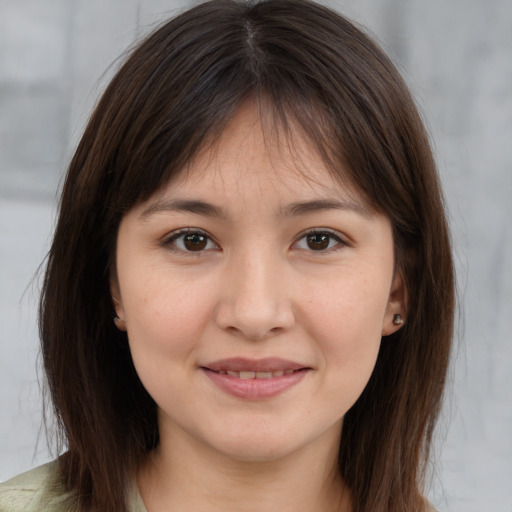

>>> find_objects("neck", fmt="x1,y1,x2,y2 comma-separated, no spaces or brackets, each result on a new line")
138,424,351,512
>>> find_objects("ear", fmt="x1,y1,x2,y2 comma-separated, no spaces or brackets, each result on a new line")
381,271,408,336
110,277,127,332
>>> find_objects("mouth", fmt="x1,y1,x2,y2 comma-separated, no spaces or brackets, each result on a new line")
202,357,309,375
210,369,300,379
200,358,311,399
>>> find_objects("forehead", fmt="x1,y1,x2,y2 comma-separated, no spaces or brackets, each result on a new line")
154,102,367,207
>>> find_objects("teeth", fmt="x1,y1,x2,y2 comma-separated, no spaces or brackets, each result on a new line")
219,369,296,379
256,371,272,379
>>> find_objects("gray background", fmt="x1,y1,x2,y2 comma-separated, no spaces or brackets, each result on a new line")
1,1,511,510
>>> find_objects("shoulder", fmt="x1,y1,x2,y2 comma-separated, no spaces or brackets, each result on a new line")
0,461,77,512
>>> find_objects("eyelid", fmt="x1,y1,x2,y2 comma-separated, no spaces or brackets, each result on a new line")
292,228,349,251
160,227,349,253
161,228,219,252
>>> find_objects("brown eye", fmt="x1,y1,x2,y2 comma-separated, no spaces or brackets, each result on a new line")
165,230,216,253
183,233,208,251
294,230,344,252
306,233,330,251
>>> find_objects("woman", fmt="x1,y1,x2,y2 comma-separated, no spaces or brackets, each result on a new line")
0,0,454,511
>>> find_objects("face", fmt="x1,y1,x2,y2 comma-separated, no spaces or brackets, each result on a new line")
112,103,405,464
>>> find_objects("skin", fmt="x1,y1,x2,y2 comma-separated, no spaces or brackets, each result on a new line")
112,103,406,511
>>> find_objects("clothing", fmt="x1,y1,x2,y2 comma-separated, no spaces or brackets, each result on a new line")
0,461,147,512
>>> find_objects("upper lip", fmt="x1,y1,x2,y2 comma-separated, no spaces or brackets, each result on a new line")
202,357,309,373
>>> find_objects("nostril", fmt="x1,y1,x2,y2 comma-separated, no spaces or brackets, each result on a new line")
214,290,295,340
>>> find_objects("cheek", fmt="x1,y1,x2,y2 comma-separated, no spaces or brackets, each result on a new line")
301,269,389,396
304,268,390,340
122,270,216,369
123,276,219,414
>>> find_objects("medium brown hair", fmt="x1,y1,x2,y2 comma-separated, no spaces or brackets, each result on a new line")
40,1,454,510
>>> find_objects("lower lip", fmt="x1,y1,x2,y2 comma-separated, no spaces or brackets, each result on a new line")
202,369,309,399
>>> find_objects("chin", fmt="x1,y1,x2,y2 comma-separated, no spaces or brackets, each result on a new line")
204,422,330,464
217,439,298,463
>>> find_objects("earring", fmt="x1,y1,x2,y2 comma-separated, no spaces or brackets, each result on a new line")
112,296,125,330
393,314,404,325
113,316,126,330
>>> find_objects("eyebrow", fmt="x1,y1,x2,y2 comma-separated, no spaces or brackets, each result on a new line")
140,198,372,220
281,199,372,219
140,199,226,219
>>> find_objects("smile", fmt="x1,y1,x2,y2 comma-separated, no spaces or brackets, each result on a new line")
215,369,297,379
201,358,310,399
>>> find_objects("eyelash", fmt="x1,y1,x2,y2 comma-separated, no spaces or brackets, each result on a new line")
162,228,219,253
161,228,347,254
294,228,347,252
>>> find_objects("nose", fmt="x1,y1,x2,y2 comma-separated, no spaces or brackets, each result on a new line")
215,249,295,341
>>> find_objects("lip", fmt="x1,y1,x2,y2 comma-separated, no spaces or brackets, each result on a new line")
204,357,307,373
201,358,311,400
